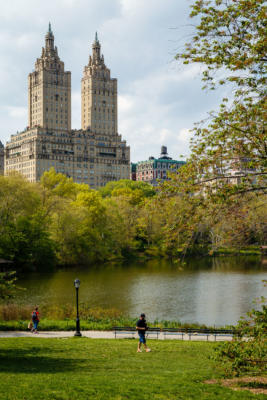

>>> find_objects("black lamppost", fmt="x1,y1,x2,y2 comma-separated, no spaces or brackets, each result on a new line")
74,278,82,337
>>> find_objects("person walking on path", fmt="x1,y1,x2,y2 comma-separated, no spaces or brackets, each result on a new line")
31,307,40,334
136,313,151,353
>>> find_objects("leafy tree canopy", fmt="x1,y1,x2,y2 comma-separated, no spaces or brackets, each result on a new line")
99,179,156,198
41,167,91,199
177,0,266,93
174,0,266,196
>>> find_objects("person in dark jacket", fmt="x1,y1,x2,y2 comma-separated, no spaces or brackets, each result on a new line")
136,313,151,353
31,307,40,334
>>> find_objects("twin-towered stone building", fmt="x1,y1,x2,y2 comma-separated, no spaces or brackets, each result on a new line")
5,25,130,187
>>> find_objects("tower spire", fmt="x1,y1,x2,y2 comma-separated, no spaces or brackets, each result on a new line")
45,22,54,52
92,32,102,65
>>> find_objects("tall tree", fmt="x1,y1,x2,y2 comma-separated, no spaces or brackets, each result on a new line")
0,174,55,269
175,0,266,194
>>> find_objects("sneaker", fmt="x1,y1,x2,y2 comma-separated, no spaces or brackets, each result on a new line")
146,348,151,352
137,349,142,353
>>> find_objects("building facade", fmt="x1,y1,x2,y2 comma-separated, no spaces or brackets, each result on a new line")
207,156,258,190
130,163,137,181
136,146,185,185
4,26,130,187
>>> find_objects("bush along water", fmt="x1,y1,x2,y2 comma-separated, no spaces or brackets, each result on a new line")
0,303,231,332
212,295,267,376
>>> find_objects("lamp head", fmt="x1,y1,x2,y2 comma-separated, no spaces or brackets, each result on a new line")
74,279,80,289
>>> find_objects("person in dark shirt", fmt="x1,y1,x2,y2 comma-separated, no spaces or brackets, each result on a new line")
136,313,151,353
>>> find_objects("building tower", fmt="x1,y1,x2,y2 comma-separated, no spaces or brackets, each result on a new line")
28,23,71,131
5,26,130,187
81,33,117,134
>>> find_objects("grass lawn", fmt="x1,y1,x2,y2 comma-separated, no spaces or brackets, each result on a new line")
0,338,263,400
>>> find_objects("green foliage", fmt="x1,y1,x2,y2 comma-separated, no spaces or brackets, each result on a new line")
0,271,17,299
52,190,110,264
175,0,266,196
99,179,156,198
177,0,266,93
4,213,55,269
0,174,56,270
214,338,266,377
155,0,267,259
41,167,85,199
213,292,267,376
0,171,266,269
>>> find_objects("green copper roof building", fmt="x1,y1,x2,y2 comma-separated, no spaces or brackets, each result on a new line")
136,146,185,186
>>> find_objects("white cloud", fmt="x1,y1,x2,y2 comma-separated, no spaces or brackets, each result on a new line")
118,96,134,113
117,63,214,162
6,106,27,118
0,0,224,163
178,128,191,143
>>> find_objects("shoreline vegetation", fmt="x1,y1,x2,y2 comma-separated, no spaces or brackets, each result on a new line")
0,173,266,273
120,246,263,259
0,319,234,332
0,304,234,332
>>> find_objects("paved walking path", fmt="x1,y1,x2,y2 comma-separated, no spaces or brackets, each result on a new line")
0,330,233,341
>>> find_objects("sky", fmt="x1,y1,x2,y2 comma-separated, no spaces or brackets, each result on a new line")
0,0,223,162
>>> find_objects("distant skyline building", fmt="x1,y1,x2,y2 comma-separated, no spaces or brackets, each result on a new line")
4,25,130,187
136,146,186,185
130,162,137,181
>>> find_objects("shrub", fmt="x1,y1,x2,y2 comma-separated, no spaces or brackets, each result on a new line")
0,303,32,321
213,294,267,376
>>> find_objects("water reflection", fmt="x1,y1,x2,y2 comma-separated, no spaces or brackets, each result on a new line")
15,256,267,326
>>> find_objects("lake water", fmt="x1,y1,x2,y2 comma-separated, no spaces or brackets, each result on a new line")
15,256,267,326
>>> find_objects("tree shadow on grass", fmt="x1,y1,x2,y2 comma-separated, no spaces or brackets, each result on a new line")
0,348,88,374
